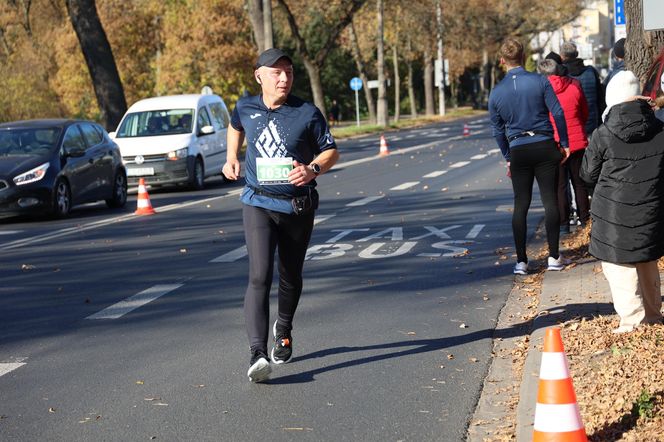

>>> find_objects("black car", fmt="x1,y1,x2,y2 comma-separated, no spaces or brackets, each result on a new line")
0,119,127,218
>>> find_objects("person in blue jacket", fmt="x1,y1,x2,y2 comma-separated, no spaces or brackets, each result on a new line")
223,48,339,383
489,37,571,275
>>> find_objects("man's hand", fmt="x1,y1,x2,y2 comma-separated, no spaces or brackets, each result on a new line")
506,161,511,178
288,160,315,186
222,159,241,180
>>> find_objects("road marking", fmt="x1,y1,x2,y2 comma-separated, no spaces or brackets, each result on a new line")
423,170,447,178
210,245,248,263
487,148,501,155
390,182,420,190
466,224,485,239
470,154,487,160
0,230,21,235
86,284,183,320
346,195,385,207
0,189,244,251
314,214,336,225
0,363,25,377
449,161,470,168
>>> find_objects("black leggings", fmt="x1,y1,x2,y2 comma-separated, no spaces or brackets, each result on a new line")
510,140,562,263
557,149,590,225
242,204,315,353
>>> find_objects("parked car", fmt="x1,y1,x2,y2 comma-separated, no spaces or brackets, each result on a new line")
0,119,127,218
110,94,231,190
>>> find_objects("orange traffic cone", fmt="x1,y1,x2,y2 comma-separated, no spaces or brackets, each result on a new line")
135,178,156,216
379,134,390,156
533,327,587,441
463,123,470,137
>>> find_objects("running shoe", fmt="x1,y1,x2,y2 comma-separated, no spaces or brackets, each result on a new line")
547,255,571,271
513,262,528,275
271,320,292,364
247,350,271,383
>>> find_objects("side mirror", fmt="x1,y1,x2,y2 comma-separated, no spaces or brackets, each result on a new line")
108,131,116,139
199,125,215,136
64,147,85,158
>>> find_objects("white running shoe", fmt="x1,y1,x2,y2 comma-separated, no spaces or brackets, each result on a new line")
547,255,571,271
513,262,528,275
247,351,271,383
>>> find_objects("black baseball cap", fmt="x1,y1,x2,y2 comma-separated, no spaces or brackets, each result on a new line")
255,48,293,69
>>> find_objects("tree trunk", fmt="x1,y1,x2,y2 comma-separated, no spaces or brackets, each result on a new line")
407,60,417,118
65,0,126,131
375,0,388,126
302,59,326,118
349,21,376,124
424,49,434,116
436,0,445,116
624,0,664,80
246,0,265,53
262,0,273,50
392,44,400,122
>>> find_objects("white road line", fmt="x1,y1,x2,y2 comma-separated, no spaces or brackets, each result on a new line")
0,363,26,377
86,284,183,320
390,182,420,190
0,231,21,235
487,148,502,155
449,161,471,168
0,189,244,251
470,154,488,160
346,195,385,207
210,245,248,263
466,224,486,239
314,214,336,225
423,170,448,178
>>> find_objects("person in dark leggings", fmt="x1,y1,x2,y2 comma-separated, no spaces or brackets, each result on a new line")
222,48,339,383
489,38,572,275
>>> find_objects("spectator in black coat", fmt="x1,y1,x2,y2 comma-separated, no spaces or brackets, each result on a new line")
581,70,664,333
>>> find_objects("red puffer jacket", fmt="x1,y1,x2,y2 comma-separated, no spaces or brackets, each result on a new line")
547,75,589,152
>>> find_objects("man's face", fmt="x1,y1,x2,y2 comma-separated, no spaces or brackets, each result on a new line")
256,58,294,100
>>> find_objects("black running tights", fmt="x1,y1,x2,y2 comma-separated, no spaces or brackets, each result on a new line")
242,204,314,353
509,140,562,263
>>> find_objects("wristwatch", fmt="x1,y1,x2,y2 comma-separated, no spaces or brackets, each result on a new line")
310,163,321,175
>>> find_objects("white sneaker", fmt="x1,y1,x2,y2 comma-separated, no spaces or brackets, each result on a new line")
513,262,528,275
547,255,571,271
612,325,636,334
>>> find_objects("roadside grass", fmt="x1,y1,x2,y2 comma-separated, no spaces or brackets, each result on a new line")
330,107,487,140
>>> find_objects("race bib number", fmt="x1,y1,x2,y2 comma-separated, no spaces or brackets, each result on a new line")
256,157,293,185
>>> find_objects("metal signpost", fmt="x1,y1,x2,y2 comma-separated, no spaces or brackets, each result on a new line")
349,77,363,127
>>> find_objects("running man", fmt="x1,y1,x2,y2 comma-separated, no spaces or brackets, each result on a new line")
222,48,339,383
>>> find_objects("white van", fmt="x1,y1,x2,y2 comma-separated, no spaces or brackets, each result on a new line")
110,94,230,189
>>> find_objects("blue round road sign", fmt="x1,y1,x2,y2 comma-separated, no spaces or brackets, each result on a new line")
350,77,363,91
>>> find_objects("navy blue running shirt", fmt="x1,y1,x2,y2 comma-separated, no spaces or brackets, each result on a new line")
231,94,337,214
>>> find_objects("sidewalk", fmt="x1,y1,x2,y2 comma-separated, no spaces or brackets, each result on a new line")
468,251,611,441
469,229,663,441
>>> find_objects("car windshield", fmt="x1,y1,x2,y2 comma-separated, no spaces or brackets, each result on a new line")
116,109,195,137
0,128,62,157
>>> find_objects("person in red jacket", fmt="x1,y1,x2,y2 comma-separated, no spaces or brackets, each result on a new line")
538,58,590,231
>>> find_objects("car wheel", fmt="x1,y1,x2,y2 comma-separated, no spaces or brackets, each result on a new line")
189,157,205,190
52,179,71,218
106,170,128,208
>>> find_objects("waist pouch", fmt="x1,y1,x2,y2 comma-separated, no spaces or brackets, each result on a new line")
249,185,318,215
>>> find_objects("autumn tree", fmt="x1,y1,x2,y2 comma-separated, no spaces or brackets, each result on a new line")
274,0,367,116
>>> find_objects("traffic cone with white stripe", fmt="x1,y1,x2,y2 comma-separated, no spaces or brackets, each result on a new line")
533,327,587,442
463,123,470,137
135,178,156,216
379,134,390,156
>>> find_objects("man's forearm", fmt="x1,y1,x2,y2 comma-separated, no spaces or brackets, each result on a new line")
311,149,339,174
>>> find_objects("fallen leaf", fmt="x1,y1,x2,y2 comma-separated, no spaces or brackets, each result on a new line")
48,408,56,413
459,323,468,328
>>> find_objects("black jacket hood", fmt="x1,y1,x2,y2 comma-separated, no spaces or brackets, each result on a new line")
564,58,589,76
604,100,663,143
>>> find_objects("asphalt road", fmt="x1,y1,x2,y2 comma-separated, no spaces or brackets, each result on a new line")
0,117,545,441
